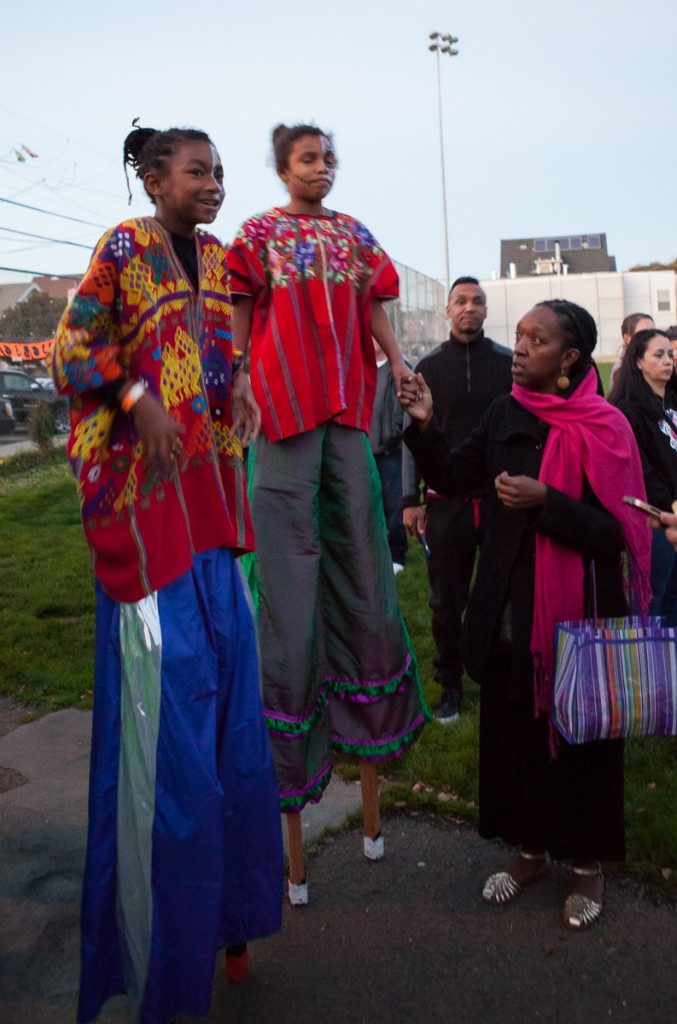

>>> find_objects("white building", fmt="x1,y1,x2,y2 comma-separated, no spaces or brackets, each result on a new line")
481,270,676,361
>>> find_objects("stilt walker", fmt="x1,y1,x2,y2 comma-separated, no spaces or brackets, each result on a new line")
229,123,430,904
51,123,283,1022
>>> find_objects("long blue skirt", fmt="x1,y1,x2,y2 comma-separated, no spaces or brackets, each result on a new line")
79,549,283,1024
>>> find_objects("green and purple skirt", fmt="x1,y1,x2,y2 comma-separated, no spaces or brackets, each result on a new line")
250,423,430,812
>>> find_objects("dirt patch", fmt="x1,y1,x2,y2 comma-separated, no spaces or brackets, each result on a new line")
0,697,38,793
0,696,40,738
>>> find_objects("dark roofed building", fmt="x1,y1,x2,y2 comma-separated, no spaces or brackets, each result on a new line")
500,234,616,278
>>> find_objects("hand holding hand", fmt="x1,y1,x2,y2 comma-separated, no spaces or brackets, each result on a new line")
389,358,414,396
399,372,433,427
494,471,547,509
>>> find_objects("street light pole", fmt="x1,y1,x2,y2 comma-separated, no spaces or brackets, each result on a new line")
428,31,459,296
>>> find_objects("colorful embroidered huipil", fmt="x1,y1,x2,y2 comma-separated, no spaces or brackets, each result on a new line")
226,208,399,441
52,217,253,603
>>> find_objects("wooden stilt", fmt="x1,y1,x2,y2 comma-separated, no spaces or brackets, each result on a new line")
287,812,305,882
360,762,384,859
286,812,308,904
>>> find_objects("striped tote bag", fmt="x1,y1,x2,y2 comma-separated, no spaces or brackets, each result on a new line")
552,617,677,744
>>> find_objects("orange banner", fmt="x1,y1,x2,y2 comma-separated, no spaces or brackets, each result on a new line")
0,338,54,361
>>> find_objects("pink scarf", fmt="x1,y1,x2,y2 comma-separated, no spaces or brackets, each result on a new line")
511,368,652,716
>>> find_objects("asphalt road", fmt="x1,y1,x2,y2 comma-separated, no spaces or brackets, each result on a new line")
0,703,675,1024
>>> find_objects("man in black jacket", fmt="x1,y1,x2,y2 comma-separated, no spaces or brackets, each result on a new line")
402,276,513,722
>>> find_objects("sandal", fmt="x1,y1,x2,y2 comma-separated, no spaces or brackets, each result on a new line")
483,851,551,905
564,863,603,930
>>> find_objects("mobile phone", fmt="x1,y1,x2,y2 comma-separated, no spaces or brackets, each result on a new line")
622,496,668,518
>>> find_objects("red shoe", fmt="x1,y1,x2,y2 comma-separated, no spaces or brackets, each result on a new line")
225,944,249,983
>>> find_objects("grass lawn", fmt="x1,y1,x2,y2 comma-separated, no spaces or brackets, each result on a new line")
0,452,95,709
0,445,675,887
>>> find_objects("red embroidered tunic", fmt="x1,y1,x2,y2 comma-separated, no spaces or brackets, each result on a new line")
51,218,254,603
226,208,399,442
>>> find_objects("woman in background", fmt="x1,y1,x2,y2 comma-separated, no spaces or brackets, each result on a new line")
611,328,677,624
608,312,655,389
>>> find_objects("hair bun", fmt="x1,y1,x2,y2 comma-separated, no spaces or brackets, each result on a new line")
270,122,333,173
121,122,210,204
271,124,289,143
124,119,159,171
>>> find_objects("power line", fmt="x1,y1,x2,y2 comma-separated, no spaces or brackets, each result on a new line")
0,225,92,249
0,196,106,229
0,102,116,162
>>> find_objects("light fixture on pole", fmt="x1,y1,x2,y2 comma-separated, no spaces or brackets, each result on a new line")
428,31,459,295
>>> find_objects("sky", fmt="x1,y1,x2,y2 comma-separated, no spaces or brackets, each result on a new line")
1,0,675,289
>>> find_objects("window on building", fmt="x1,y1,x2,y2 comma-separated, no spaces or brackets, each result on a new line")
657,289,672,312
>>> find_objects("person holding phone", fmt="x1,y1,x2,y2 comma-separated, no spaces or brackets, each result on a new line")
611,329,677,624
653,509,677,548
400,299,651,931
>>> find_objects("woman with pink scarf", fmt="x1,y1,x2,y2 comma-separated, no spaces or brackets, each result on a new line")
402,299,651,931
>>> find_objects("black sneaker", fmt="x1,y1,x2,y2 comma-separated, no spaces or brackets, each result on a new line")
435,691,461,724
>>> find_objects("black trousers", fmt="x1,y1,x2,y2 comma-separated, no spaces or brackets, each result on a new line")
425,495,483,695
374,450,408,565
478,646,625,861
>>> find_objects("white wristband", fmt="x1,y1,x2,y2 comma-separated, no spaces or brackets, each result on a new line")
120,381,146,414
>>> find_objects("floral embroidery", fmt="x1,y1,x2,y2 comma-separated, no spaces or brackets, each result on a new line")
294,240,316,273
227,206,399,442
235,209,386,291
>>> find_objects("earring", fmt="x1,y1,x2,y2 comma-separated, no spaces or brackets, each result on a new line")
557,369,570,390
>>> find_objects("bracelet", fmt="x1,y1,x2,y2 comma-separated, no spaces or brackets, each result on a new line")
120,381,147,414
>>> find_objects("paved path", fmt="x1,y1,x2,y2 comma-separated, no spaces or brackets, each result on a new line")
0,707,675,1024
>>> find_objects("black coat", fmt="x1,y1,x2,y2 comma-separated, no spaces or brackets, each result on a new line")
405,393,627,689
615,393,677,513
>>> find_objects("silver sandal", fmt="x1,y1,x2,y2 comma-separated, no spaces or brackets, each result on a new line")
482,851,551,905
564,863,603,930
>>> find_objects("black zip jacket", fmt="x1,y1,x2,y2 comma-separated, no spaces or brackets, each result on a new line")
402,331,513,506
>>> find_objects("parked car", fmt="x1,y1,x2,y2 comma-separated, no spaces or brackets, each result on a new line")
0,397,16,435
0,369,68,433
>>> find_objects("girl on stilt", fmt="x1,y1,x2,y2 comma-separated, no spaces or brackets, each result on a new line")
51,122,283,1023
227,123,429,903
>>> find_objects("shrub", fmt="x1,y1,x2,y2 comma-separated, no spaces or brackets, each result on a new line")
27,402,54,454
